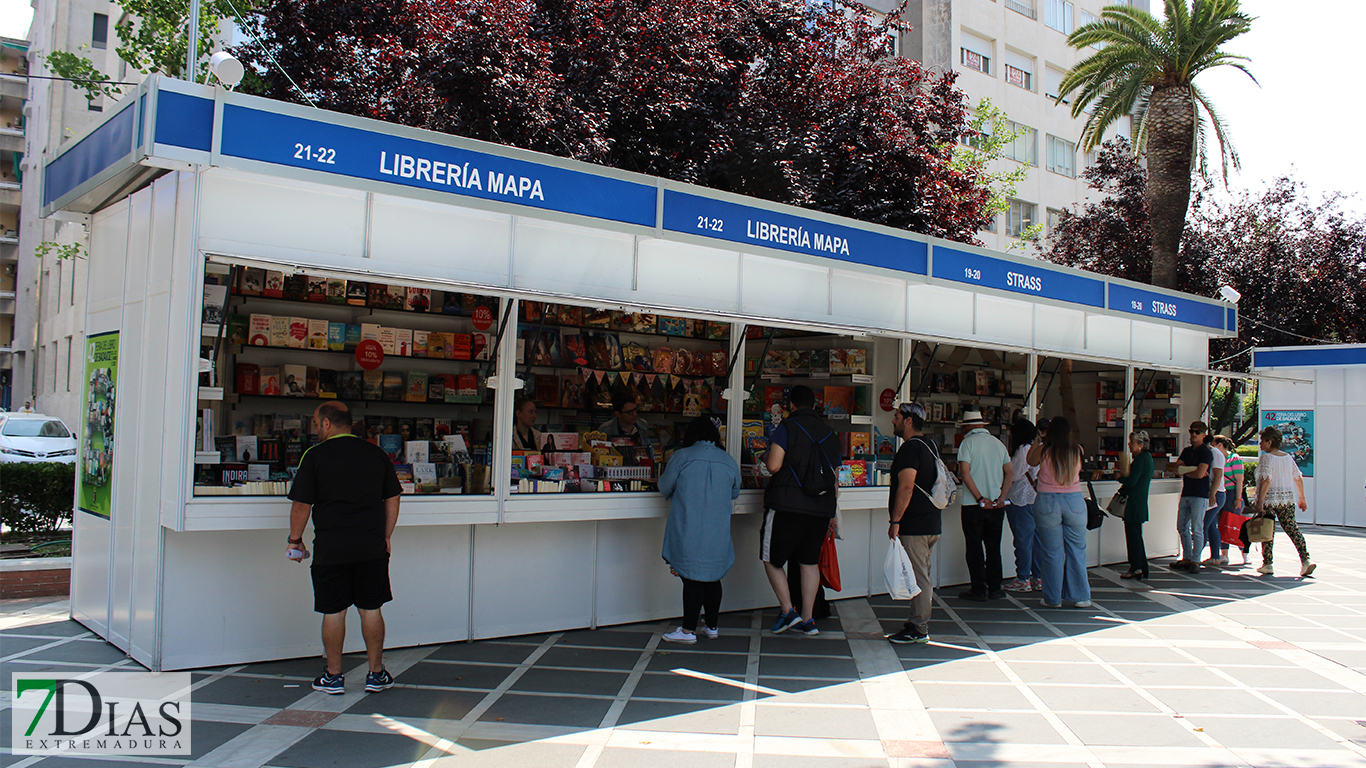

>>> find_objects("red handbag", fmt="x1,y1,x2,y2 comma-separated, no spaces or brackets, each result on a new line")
1220,509,1250,543
819,532,842,592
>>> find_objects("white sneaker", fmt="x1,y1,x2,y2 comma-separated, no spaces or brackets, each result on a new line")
663,627,697,644
1301,562,1317,577
699,624,719,639
1257,564,1274,575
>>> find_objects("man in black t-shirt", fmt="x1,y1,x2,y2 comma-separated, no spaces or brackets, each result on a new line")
887,402,941,645
287,401,402,695
1169,420,1213,573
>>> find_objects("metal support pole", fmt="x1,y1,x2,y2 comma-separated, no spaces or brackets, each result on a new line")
186,0,202,81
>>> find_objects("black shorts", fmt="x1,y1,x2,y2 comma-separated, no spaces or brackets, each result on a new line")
761,509,829,568
311,557,393,614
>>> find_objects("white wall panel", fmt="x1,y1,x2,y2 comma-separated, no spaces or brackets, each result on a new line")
512,220,635,298
369,195,512,288
1345,405,1366,528
975,294,1034,347
1315,405,1345,525
471,521,594,639
88,201,129,313
160,174,196,531
199,170,367,261
907,284,972,338
1085,314,1130,360
635,239,740,313
1171,327,1208,369
831,271,906,332
594,517,679,626
741,253,829,323
1131,324,1171,366
1033,304,1085,355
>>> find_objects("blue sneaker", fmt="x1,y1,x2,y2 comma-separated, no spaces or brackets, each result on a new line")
365,668,394,692
794,620,819,636
313,670,344,694
770,609,801,634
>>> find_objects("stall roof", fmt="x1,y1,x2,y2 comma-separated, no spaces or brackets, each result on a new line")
43,75,1239,346
1253,344,1366,370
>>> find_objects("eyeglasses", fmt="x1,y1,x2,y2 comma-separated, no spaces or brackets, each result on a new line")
620,408,638,415
1189,429,1205,434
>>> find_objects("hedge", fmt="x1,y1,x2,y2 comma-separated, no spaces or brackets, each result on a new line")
0,462,76,534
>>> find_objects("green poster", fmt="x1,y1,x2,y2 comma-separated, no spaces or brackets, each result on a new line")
79,331,119,518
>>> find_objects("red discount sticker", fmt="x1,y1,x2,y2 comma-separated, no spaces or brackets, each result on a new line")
472,305,494,331
355,339,385,370
879,388,898,412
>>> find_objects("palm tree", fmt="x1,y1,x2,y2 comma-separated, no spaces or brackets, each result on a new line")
1057,1,1255,289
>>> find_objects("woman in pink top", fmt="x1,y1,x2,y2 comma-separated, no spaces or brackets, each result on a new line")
1026,417,1089,608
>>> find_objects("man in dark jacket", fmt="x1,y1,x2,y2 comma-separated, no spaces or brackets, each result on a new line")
761,385,840,636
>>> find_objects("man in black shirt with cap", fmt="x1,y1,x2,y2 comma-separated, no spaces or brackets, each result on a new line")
287,401,401,695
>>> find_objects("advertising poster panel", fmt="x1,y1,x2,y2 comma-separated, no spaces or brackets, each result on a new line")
1261,409,1314,478
79,331,119,518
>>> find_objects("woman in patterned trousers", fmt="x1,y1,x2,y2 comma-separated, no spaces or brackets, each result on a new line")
1253,426,1315,578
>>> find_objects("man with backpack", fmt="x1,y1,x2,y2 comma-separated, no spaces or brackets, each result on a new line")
761,385,840,636
887,402,946,644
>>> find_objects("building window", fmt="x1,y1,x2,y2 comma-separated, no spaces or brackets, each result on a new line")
1005,64,1032,91
1047,134,1076,177
961,47,990,74
1004,121,1037,165
93,13,109,50
1085,149,1099,168
1005,0,1036,20
1045,0,1074,34
1047,208,1064,234
983,216,997,233
1045,67,1067,103
1008,200,1036,236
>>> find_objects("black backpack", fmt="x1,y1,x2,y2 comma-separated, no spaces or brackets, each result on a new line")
788,419,838,498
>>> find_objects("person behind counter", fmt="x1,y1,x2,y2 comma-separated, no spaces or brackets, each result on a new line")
1117,430,1154,581
1026,416,1090,609
599,392,654,447
511,396,544,452
658,416,743,644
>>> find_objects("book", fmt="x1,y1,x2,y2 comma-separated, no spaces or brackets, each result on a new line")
473,332,492,361
317,368,338,399
426,375,445,402
412,330,429,358
235,435,259,464
239,267,264,296
269,315,290,347
307,318,330,350
260,366,282,396
235,363,260,395
386,284,408,310
282,364,307,396
406,287,431,312
426,331,447,359
848,431,871,456
395,328,413,357
378,327,397,355
362,370,383,400
304,274,327,302
339,371,363,400
405,371,429,402
344,324,362,352
283,274,308,302
327,322,346,351
248,314,271,346
416,418,434,440
225,314,248,345
382,372,405,401
377,434,402,462
287,317,308,349
263,270,284,298
823,386,855,417
346,281,369,306
453,374,478,402
405,441,430,464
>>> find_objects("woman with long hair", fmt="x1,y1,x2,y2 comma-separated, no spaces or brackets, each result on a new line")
1254,427,1315,577
1117,430,1154,580
1002,418,1042,593
658,417,743,643
1026,416,1089,608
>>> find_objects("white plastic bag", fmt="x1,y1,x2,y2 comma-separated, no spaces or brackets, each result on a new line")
884,539,921,600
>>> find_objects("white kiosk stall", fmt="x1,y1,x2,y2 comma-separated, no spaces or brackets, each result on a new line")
1252,344,1366,527
45,76,1240,670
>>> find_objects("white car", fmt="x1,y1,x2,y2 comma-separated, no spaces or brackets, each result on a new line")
0,414,79,464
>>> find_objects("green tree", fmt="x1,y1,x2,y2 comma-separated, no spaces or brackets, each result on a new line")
45,0,256,103
949,99,1040,252
1056,1,1256,289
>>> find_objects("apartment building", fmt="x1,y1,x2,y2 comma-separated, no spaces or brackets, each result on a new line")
888,0,1147,252
1,37,26,410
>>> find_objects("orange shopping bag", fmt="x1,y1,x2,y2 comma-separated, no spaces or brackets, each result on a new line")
819,532,842,592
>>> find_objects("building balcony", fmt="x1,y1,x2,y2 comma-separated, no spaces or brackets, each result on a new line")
0,73,25,100
0,181,17,210
0,231,16,245
0,240,15,261
0,127,22,153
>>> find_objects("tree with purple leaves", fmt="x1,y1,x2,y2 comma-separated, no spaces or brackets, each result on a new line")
234,0,996,244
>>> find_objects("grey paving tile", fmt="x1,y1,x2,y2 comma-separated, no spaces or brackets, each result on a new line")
344,686,485,719
25,640,128,664
0,620,90,637
452,738,516,751
758,676,848,694
661,634,751,653
425,641,536,665
772,680,868,706
1186,715,1345,750
1263,690,1366,718
913,682,1034,710
536,646,641,670
1054,712,1206,747
891,643,986,662
648,650,747,676
757,654,858,679
968,623,1059,638
188,719,256,760
14,759,171,768
399,661,516,690
1312,717,1366,747
615,698,737,731
906,660,1011,683
509,667,628,696
443,741,586,766
1085,646,1197,666
930,710,1069,744
557,629,654,649
1211,664,1347,691
752,757,890,768
1179,646,1294,666
631,670,745,701
1,661,101,681
598,747,735,767
1146,686,1283,715
1009,662,1119,685
191,673,314,708
1028,684,1162,713
991,644,1092,663
478,693,613,727
760,634,851,655
232,656,329,678
753,703,879,739
1,636,60,656
270,726,446,768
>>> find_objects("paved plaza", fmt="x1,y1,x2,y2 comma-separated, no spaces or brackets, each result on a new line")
6,526,1366,767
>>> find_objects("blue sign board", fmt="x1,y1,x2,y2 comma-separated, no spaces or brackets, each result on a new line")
1254,346,1366,369
661,190,928,274
217,104,658,228
1108,283,1225,330
154,91,213,152
932,246,1106,307
44,101,136,207
1261,409,1314,477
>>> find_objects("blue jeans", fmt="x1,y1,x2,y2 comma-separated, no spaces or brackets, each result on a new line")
1006,502,1042,580
1033,492,1089,605
1177,496,1207,562
1203,491,1225,559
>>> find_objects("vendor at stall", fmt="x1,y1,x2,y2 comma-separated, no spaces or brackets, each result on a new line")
598,392,654,447
511,396,545,451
